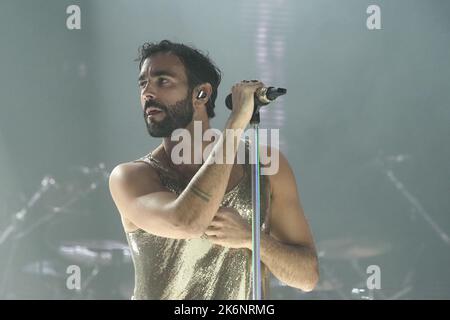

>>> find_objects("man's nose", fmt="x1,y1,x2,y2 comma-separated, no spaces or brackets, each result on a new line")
143,92,156,103
142,83,156,101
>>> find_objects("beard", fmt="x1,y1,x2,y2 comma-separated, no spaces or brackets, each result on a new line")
144,93,194,138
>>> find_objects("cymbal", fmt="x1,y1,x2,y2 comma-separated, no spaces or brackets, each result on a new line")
314,279,342,292
57,240,131,267
317,237,391,260
270,277,340,292
21,260,65,278
59,240,130,251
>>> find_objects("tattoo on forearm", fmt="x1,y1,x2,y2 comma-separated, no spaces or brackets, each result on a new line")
191,185,211,202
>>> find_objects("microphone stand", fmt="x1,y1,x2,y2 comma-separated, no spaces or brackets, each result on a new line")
248,89,286,300
249,111,262,300
226,86,286,300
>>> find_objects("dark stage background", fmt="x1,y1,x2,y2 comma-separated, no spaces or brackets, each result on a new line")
1,0,449,299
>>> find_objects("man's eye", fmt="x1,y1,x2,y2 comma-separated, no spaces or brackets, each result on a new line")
138,81,147,88
158,78,169,85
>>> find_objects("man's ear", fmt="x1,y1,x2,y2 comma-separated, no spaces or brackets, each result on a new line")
197,90,207,99
193,83,212,103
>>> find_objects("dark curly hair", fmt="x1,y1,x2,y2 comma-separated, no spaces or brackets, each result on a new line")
136,40,222,118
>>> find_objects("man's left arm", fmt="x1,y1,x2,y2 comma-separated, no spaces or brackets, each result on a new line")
256,148,319,292
205,148,319,292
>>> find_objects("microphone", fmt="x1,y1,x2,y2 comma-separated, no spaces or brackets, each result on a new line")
225,87,287,110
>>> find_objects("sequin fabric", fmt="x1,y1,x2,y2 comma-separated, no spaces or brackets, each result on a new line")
125,141,272,300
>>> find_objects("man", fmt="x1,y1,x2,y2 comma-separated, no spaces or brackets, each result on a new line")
109,40,318,299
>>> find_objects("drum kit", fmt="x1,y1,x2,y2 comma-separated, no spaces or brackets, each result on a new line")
270,236,393,300
0,163,134,300
270,151,449,300
1,152,447,299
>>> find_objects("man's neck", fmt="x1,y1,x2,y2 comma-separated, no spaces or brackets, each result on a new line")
162,119,213,178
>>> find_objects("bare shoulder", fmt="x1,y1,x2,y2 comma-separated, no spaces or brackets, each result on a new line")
108,160,166,233
260,145,294,194
262,146,315,248
109,161,161,196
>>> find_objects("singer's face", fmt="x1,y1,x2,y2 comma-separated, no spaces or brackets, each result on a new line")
138,53,194,137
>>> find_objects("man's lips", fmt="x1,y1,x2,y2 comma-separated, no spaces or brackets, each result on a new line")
145,107,164,116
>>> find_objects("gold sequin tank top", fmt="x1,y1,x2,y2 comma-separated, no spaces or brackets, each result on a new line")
126,141,272,299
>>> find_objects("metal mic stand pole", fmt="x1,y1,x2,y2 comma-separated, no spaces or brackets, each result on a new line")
249,111,262,300
226,86,287,300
